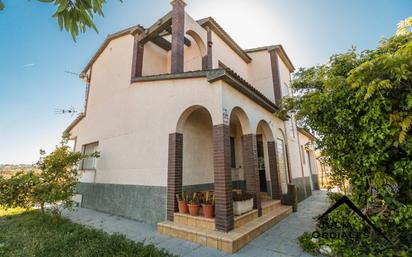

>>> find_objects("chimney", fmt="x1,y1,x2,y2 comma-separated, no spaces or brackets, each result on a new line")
170,0,186,73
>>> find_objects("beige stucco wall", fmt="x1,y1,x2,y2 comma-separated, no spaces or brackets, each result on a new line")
247,51,275,102
182,109,214,186
69,10,305,189
71,38,224,187
298,132,318,177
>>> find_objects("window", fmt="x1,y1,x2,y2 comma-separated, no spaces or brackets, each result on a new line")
301,145,306,164
230,137,236,168
288,118,296,138
282,82,289,97
276,138,289,194
81,142,98,170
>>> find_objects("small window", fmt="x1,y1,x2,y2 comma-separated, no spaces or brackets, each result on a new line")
81,142,98,170
301,145,306,164
288,118,296,138
230,137,236,168
282,82,289,97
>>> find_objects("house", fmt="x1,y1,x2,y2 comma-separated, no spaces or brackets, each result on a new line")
66,0,320,252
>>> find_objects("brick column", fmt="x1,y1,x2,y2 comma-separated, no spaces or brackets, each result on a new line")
167,133,183,221
131,36,144,78
201,27,213,71
270,49,282,105
207,26,213,69
267,141,282,200
171,0,186,73
241,134,262,216
213,124,234,232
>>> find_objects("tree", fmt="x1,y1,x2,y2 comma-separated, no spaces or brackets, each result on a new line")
282,29,412,255
0,138,98,214
0,0,120,40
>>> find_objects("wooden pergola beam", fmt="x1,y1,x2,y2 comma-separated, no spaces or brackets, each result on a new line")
151,36,172,51
137,12,173,43
165,27,191,47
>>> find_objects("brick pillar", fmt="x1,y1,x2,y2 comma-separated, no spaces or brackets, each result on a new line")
201,27,213,70
167,133,183,221
267,141,282,200
213,124,234,232
206,26,213,69
131,36,144,78
241,134,262,216
171,0,186,74
270,49,282,105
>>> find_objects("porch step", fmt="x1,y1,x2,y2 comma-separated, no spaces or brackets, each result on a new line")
262,200,281,215
158,205,293,253
260,192,272,201
234,209,258,228
174,213,215,230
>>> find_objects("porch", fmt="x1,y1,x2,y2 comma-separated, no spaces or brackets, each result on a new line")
161,104,297,252
158,199,292,253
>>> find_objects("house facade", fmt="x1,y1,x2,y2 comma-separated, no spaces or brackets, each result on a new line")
66,0,319,242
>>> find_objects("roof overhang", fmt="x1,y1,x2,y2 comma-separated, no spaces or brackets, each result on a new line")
245,44,295,72
131,68,286,120
80,25,145,77
297,127,317,141
197,17,252,64
64,112,85,136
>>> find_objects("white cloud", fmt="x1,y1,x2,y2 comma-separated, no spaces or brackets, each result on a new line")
22,63,35,68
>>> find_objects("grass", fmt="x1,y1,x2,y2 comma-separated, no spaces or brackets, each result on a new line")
0,208,176,257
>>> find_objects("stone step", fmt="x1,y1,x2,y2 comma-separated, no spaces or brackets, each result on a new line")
262,200,281,215
158,205,293,253
173,212,215,230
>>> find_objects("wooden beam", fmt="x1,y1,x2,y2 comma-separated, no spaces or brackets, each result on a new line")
165,27,191,47
137,11,172,43
151,36,171,51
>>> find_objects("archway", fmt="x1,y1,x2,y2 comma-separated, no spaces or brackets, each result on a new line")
276,129,290,195
228,107,251,192
185,30,207,71
256,120,275,199
181,107,214,192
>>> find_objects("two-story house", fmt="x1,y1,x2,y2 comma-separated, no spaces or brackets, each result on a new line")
66,0,319,252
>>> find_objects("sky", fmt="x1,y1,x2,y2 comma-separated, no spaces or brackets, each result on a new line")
0,0,410,164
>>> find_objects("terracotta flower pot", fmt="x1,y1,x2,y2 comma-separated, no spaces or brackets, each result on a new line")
188,204,200,216
202,204,214,218
178,200,188,214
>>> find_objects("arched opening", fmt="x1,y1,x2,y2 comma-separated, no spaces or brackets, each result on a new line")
276,129,290,194
181,107,214,192
184,30,207,72
256,120,275,199
229,107,250,191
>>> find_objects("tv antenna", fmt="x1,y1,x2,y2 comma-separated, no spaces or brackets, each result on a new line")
54,106,78,116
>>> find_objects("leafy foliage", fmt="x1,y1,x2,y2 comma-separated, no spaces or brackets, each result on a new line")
284,32,412,256
0,138,98,214
0,0,121,40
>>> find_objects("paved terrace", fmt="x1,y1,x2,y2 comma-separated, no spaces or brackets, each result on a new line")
63,190,329,257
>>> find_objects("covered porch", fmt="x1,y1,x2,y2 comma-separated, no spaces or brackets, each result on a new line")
160,105,295,253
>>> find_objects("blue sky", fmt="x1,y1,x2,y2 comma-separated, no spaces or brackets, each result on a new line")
0,0,410,164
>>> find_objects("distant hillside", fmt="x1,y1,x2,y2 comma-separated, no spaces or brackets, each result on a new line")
0,164,32,178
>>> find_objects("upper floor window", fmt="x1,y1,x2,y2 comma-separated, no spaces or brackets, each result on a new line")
282,82,290,97
81,142,98,170
288,118,296,138
301,145,306,164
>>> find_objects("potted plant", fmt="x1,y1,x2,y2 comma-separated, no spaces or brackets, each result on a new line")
176,192,188,214
233,191,254,215
201,191,215,218
187,192,200,216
